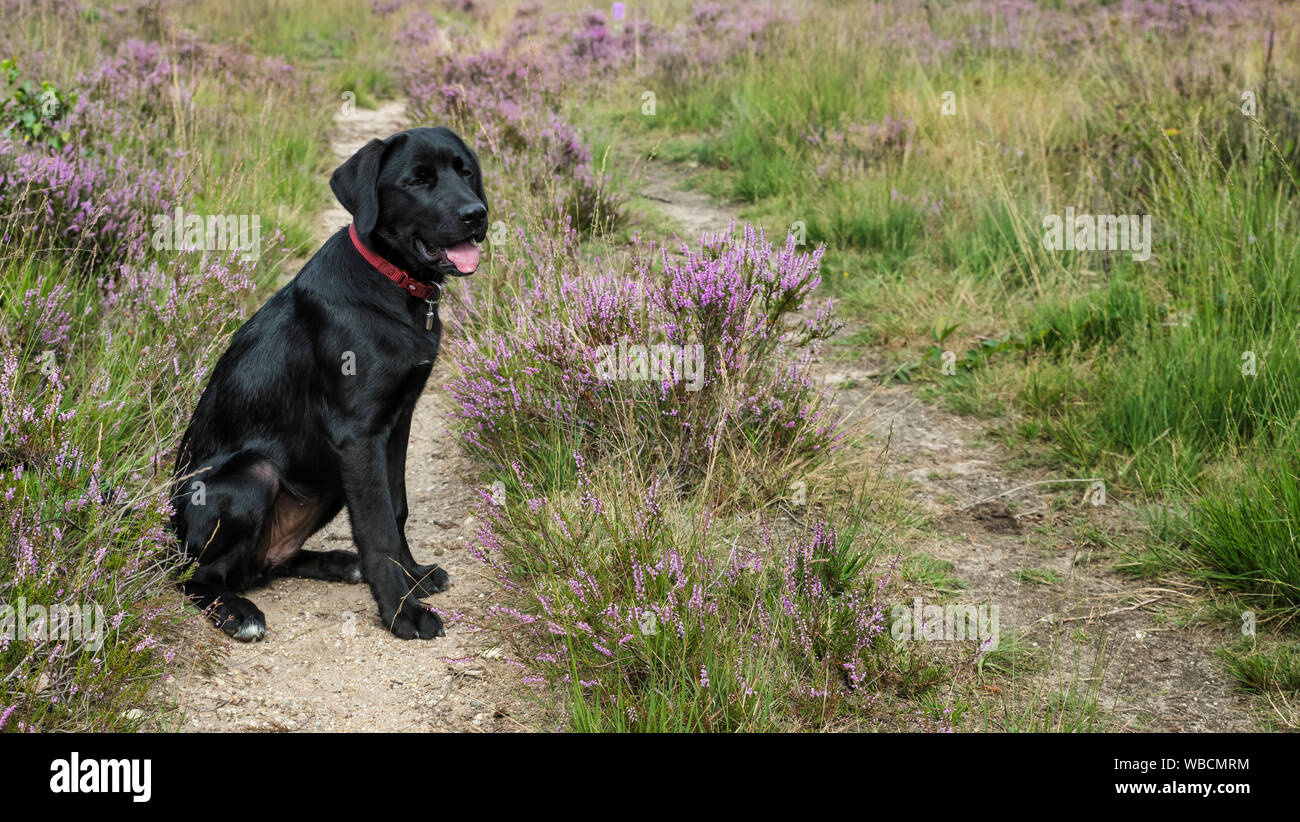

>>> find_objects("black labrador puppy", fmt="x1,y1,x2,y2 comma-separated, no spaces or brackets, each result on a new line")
171,126,487,641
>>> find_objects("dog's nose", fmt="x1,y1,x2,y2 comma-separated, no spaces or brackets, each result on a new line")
458,203,487,226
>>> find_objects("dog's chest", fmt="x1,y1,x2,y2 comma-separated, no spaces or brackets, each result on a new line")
406,323,441,371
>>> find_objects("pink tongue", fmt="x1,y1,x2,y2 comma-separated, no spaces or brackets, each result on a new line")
445,242,479,273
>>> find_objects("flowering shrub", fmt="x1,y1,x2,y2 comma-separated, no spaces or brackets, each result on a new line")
0,43,195,273
470,458,894,730
407,41,622,233
446,221,841,500
0,136,188,271
502,3,792,88
646,2,793,91
0,0,307,732
807,113,918,178
403,2,794,234
82,38,187,114
0,248,257,731
1,16,305,273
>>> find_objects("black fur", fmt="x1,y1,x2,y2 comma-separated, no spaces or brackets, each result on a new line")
171,127,488,641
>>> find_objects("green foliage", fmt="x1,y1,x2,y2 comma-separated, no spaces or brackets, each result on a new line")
0,59,76,149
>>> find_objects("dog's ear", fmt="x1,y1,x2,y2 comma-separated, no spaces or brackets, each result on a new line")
330,138,389,234
438,127,488,211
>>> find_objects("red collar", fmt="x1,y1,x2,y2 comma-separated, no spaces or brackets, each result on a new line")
348,223,441,302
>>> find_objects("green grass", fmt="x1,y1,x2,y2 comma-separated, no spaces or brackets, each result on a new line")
597,2,1300,618
899,554,967,598
1013,568,1065,587
0,0,334,731
1218,640,1300,694
178,0,391,62
1174,451,1300,610
974,630,1112,732
976,630,1045,681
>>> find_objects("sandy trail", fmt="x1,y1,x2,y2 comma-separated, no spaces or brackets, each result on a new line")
835,378,1256,730
168,102,540,732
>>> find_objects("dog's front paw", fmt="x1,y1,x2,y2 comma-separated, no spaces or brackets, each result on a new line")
385,600,445,640
405,563,450,597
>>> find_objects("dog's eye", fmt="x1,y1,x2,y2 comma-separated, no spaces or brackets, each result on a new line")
458,166,473,178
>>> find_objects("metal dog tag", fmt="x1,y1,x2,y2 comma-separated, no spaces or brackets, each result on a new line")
424,282,441,330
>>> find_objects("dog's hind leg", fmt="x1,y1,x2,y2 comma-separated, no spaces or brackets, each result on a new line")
182,578,268,642
258,493,361,584
175,454,279,641
273,549,363,583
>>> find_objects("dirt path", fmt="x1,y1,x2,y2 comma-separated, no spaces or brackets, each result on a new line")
635,156,1259,731
836,378,1257,730
637,160,736,241
167,103,540,732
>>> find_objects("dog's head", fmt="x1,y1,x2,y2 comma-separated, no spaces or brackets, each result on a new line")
330,126,488,280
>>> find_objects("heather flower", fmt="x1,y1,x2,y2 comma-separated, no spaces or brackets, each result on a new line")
0,135,187,270
468,459,894,729
445,221,841,495
1,240,258,730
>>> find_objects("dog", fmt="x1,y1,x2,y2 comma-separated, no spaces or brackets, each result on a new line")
170,126,488,641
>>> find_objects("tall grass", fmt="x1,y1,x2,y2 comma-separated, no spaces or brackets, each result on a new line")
1,0,332,730
598,0,1300,613
390,2,964,729
473,458,909,732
